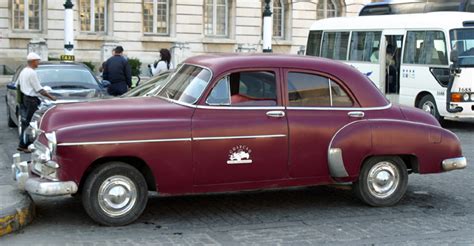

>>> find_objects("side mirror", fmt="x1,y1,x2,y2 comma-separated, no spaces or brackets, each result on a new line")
101,80,111,88
6,82,16,90
450,49,459,64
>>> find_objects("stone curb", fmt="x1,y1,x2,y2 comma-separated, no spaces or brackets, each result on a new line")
0,185,35,237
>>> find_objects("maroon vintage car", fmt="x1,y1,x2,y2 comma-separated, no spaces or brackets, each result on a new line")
12,54,466,226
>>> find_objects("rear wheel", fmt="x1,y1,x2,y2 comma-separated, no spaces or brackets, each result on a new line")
82,162,148,226
418,94,444,124
353,156,408,207
6,101,16,127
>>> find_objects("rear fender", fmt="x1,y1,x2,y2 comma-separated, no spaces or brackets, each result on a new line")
328,119,461,181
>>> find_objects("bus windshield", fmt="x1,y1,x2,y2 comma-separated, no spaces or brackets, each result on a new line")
450,28,474,67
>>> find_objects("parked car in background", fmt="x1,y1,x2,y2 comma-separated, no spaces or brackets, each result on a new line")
5,62,109,135
12,54,466,226
25,71,174,144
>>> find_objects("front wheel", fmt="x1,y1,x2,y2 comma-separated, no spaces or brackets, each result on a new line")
418,94,444,123
353,156,408,207
6,101,16,127
82,162,148,226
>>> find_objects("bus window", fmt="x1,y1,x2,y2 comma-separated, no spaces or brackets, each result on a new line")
307,31,323,56
403,31,448,65
321,32,350,60
349,31,382,63
450,28,474,67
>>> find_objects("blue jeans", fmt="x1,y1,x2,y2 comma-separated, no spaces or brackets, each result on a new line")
19,96,39,148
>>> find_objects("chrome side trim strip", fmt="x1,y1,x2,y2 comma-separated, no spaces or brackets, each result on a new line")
58,138,192,146
328,148,349,178
58,134,287,146
196,105,285,110
287,103,392,111
193,134,287,141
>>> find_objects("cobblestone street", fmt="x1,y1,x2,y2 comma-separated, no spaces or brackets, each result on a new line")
1,88,474,245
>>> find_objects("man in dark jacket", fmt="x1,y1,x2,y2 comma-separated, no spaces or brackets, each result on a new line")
103,46,132,96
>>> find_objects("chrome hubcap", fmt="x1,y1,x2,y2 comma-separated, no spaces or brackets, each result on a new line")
422,101,436,115
367,161,400,199
98,175,137,217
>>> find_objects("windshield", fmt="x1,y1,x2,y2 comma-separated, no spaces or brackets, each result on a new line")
36,66,99,86
156,64,211,104
450,28,474,67
122,72,171,97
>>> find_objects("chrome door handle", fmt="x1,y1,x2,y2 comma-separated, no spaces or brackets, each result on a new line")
348,111,365,118
266,111,286,118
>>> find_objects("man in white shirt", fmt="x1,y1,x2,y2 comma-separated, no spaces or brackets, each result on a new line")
17,52,56,152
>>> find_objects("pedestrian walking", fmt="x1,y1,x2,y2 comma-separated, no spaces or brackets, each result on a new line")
99,48,115,74
150,48,174,76
17,52,56,153
102,46,132,96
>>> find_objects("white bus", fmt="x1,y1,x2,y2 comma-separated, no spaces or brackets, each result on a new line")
306,12,474,122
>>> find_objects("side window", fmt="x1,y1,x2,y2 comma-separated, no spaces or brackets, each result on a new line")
306,30,323,56
321,32,350,60
206,76,231,105
349,31,382,63
403,31,448,65
206,71,278,107
287,72,353,107
331,81,353,107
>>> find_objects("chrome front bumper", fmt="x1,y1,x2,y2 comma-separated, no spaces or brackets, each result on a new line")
442,157,467,172
11,153,78,196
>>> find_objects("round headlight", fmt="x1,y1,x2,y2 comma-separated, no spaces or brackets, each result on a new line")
463,93,470,101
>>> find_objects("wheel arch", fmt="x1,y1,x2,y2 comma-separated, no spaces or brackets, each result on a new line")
414,91,433,108
330,119,427,181
78,156,157,193
360,154,420,174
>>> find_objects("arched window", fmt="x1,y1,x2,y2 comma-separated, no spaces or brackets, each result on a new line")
273,0,284,38
79,0,108,33
204,0,228,37
12,0,42,31
143,0,170,35
317,0,343,20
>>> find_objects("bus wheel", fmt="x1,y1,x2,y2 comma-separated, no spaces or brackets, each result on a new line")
418,94,444,123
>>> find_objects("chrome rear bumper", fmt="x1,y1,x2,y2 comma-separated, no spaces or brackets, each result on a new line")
442,157,467,172
12,153,78,196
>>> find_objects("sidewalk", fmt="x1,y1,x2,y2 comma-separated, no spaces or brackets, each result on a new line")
0,88,35,237
0,185,35,236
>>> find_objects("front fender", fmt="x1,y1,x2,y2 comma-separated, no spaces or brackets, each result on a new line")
329,119,462,181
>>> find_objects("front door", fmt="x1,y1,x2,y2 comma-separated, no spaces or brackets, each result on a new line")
284,69,359,179
192,69,289,186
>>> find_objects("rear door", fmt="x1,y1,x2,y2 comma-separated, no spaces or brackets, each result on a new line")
284,69,360,179
192,68,289,186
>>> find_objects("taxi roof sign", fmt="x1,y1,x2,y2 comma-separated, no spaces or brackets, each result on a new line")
60,55,75,62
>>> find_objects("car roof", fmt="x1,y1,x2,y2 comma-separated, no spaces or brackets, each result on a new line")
184,54,389,108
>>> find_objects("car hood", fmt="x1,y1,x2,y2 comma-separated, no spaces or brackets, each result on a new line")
39,97,195,144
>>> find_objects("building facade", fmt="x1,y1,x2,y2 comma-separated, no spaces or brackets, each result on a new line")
0,0,372,72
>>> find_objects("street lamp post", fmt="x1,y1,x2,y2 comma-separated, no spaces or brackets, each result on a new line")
63,0,75,60
262,0,272,53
